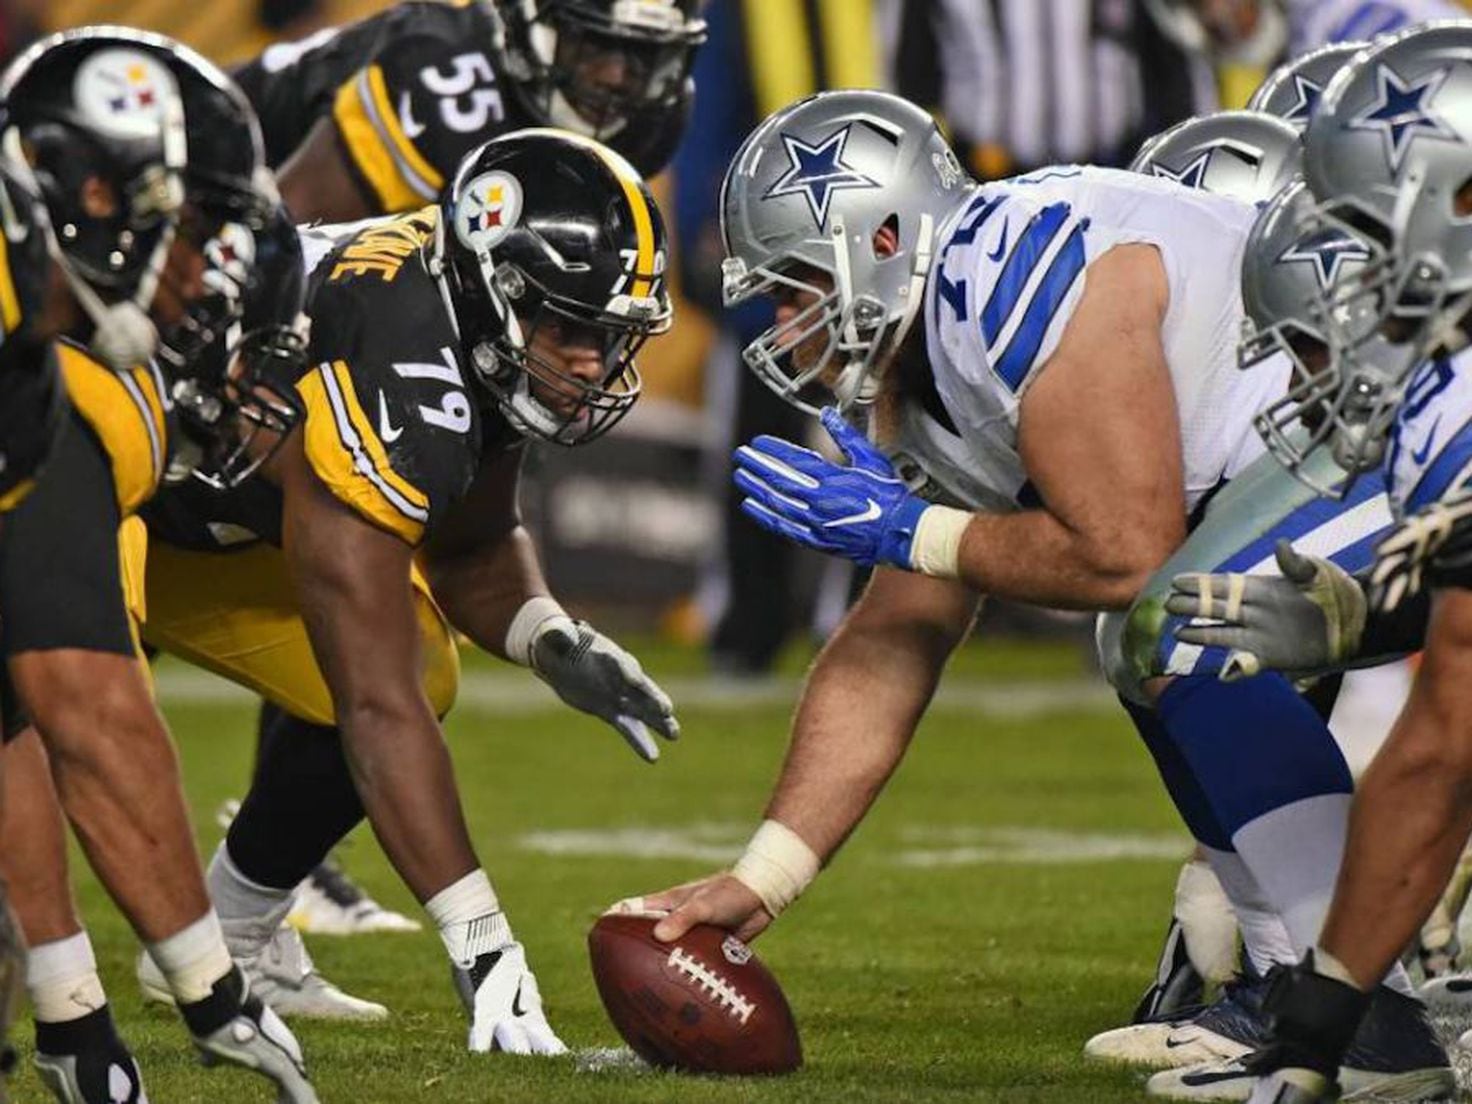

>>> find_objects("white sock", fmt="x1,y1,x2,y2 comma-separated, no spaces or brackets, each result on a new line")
146,911,233,1004
1172,858,1241,984
206,843,296,958
26,931,106,1023
1232,794,1414,996
425,869,511,966
1202,846,1296,977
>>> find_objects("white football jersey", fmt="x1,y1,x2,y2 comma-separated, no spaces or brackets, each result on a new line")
1384,346,1472,518
887,165,1289,516
1288,0,1467,54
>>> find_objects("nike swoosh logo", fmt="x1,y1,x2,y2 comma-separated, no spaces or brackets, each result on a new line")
398,91,426,140
986,220,1009,262
377,391,403,443
511,980,526,1017
823,499,882,527
1412,415,1442,466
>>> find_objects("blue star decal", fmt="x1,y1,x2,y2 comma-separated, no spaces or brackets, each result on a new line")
1284,74,1323,122
763,125,879,230
1348,64,1457,173
1277,231,1372,292
1149,149,1213,190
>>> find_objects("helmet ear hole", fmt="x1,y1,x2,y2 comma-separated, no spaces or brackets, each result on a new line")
1454,175,1472,218
873,214,899,259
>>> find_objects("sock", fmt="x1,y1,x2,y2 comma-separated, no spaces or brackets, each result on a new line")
425,870,511,966
1202,847,1296,976
1171,858,1241,984
207,843,294,955
26,932,105,1024
145,911,233,1005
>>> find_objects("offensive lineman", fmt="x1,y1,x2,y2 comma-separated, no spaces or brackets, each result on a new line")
622,88,1450,1098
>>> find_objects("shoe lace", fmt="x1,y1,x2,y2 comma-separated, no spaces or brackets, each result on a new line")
311,858,367,909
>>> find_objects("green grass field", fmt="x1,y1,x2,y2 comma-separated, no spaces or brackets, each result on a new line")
9,639,1222,1103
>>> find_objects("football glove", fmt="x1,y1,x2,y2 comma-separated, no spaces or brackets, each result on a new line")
1369,491,1472,614
531,617,678,762
453,942,566,1056
733,406,928,570
1166,539,1367,680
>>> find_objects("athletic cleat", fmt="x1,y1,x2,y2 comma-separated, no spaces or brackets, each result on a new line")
1133,915,1209,1025
180,966,319,1104
1146,986,1454,1100
32,1008,147,1104
1244,1068,1335,1104
1086,968,1266,1068
138,923,387,1022
1417,971,1472,1012
288,858,420,936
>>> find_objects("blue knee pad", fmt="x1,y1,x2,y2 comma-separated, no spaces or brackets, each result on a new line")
1154,674,1353,844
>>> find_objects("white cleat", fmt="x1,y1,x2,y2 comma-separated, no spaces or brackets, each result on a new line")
1417,972,1472,1012
1146,1057,1456,1101
288,860,420,936
140,923,388,1022
1084,1018,1252,1068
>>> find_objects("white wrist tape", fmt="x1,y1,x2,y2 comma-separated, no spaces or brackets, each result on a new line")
909,505,971,579
730,819,821,918
504,595,568,666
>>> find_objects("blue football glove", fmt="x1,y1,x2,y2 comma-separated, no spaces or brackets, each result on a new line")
732,407,928,570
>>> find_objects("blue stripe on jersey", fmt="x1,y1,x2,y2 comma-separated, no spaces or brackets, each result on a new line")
1405,411,1472,513
1332,2,1408,42
1214,471,1387,574
992,221,1087,391
979,202,1072,350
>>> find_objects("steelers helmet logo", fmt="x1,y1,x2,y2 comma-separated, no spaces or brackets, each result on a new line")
73,48,177,140
455,171,523,252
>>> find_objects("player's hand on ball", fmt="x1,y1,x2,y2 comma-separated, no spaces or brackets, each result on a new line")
1165,539,1367,679
629,874,774,945
530,616,679,762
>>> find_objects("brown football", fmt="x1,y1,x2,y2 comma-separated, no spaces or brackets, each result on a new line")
587,913,802,1075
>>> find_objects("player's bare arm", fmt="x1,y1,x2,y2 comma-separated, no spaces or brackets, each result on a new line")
278,431,478,901
644,566,978,941
276,116,375,223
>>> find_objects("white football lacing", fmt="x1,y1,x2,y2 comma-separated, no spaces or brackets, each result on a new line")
666,947,756,1025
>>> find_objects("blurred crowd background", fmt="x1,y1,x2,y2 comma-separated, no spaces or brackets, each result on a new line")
4,0,1462,672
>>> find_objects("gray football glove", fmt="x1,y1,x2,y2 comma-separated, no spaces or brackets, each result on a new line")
1165,539,1367,680
1369,491,1472,614
531,617,679,762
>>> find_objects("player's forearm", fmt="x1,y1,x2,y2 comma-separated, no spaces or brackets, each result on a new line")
422,525,548,661
1321,591,1472,988
766,587,972,862
948,507,1169,611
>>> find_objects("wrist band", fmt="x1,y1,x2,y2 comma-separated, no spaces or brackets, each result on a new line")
910,505,971,579
730,819,820,918
504,595,567,666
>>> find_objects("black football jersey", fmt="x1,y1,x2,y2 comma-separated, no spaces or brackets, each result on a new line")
231,0,687,215
145,209,520,551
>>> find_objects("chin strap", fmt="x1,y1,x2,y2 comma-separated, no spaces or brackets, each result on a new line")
56,226,171,372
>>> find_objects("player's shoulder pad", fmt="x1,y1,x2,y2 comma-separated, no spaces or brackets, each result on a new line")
331,4,507,212
1386,352,1472,518
298,217,481,545
930,175,1092,399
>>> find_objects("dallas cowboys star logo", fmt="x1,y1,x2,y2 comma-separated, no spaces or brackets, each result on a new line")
1283,74,1323,122
1277,231,1373,291
1348,64,1458,173
1149,150,1213,190
763,125,879,230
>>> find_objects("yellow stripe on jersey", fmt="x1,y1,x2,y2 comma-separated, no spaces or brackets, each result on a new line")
297,361,431,545
57,343,167,516
0,235,21,337
742,0,816,118
0,477,36,513
333,65,446,214
815,0,878,91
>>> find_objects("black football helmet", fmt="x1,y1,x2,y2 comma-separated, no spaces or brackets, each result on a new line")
435,128,671,445
496,0,706,136
0,26,187,368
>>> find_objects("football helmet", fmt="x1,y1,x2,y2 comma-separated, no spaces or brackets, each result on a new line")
496,0,706,136
435,128,671,445
0,26,187,370
1130,110,1302,204
721,89,971,414
1248,40,1366,127
1236,180,1400,492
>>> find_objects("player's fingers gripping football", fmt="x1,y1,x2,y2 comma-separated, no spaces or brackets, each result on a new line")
650,874,771,944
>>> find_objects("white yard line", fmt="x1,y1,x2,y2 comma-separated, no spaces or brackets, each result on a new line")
151,667,1117,717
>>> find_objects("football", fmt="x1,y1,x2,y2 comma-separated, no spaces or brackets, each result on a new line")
587,913,802,1075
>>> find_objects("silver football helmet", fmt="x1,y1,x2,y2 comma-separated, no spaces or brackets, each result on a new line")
1130,110,1302,204
720,89,971,413
1238,180,1404,493
1248,40,1366,127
